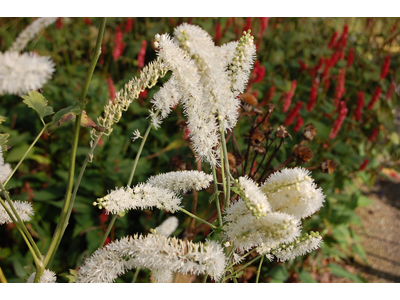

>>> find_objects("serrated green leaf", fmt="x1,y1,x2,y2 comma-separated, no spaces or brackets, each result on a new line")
21,91,54,120
52,102,82,127
0,115,7,124
0,132,10,150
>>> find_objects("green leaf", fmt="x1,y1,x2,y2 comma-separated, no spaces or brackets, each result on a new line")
357,195,374,207
0,132,10,150
327,263,367,282
298,270,317,283
21,91,54,120
266,265,289,282
0,115,7,124
208,191,221,203
52,102,83,127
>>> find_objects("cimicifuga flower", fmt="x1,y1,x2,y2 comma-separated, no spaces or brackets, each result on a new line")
155,32,220,166
0,200,34,225
27,269,57,283
93,183,181,215
131,129,142,142
154,216,179,237
0,52,55,95
150,76,182,120
222,199,301,253
0,146,12,184
146,170,213,194
237,176,271,218
9,17,57,52
267,231,322,262
91,58,168,142
260,167,325,219
174,24,240,132
76,233,226,283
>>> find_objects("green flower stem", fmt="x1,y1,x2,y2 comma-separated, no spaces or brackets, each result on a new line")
179,207,217,229
256,255,264,283
223,255,262,282
224,247,258,271
219,142,227,206
212,166,223,227
46,133,103,268
0,181,42,260
3,123,51,187
99,112,158,248
43,18,106,268
132,268,140,283
219,126,231,208
0,266,7,283
202,274,208,283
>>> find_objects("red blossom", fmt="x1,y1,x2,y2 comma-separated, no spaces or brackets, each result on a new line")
24,182,34,201
282,80,297,113
368,128,379,142
333,69,346,109
333,24,348,50
103,237,111,246
214,22,222,44
386,82,396,100
359,158,369,171
257,17,269,40
308,58,324,77
140,90,148,99
329,101,348,139
137,40,147,69
293,115,304,132
354,91,364,122
307,79,319,112
99,210,109,225
112,27,125,61
298,59,308,72
84,17,92,25
106,76,116,103
261,86,275,106
284,101,302,126
346,47,354,68
380,55,391,80
243,17,252,33
56,17,63,29
124,18,133,33
328,31,339,49
366,86,382,110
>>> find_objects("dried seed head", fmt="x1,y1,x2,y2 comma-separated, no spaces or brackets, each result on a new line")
293,144,314,163
275,125,290,139
250,129,265,145
303,123,317,141
320,159,338,174
227,152,237,171
253,145,266,154
253,107,263,115
266,103,275,114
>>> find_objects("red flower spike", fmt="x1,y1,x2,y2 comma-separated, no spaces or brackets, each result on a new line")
243,17,252,33
346,48,354,68
124,18,133,33
359,158,369,171
262,86,276,105
103,237,111,246
380,55,391,80
257,17,269,39
333,24,348,50
307,79,319,112
56,18,63,29
298,59,308,72
366,86,382,110
214,22,222,44
282,80,297,113
386,82,396,100
329,101,348,139
106,76,116,103
84,17,92,25
328,31,339,49
112,27,125,61
308,58,324,77
334,69,346,109
368,128,379,142
137,40,147,69
284,101,302,126
293,115,304,132
354,91,364,122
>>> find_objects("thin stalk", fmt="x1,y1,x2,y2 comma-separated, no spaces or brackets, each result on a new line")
179,208,217,229
44,18,106,267
219,145,227,206
0,266,7,283
3,123,51,187
224,247,258,271
220,128,231,208
98,215,117,248
132,268,140,283
224,255,262,282
202,274,208,283
256,255,264,283
0,181,42,260
212,166,223,227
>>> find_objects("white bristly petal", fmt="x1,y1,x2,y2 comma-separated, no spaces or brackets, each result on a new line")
154,216,179,237
0,200,34,225
260,167,325,219
27,269,57,283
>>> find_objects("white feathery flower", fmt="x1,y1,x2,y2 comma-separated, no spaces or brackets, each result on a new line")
237,176,271,218
223,199,301,253
151,269,174,283
131,129,142,142
270,232,323,262
0,52,55,95
150,76,182,119
148,109,162,130
174,24,240,131
76,234,226,283
10,17,57,52
94,183,182,215
0,200,34,225
155,33,220,166
146,170,213,194
27,269,57,283
0,163,11,184
154,216,179,237
260,167,325,219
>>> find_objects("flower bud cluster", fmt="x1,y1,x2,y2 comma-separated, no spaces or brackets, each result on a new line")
237,176,271,218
